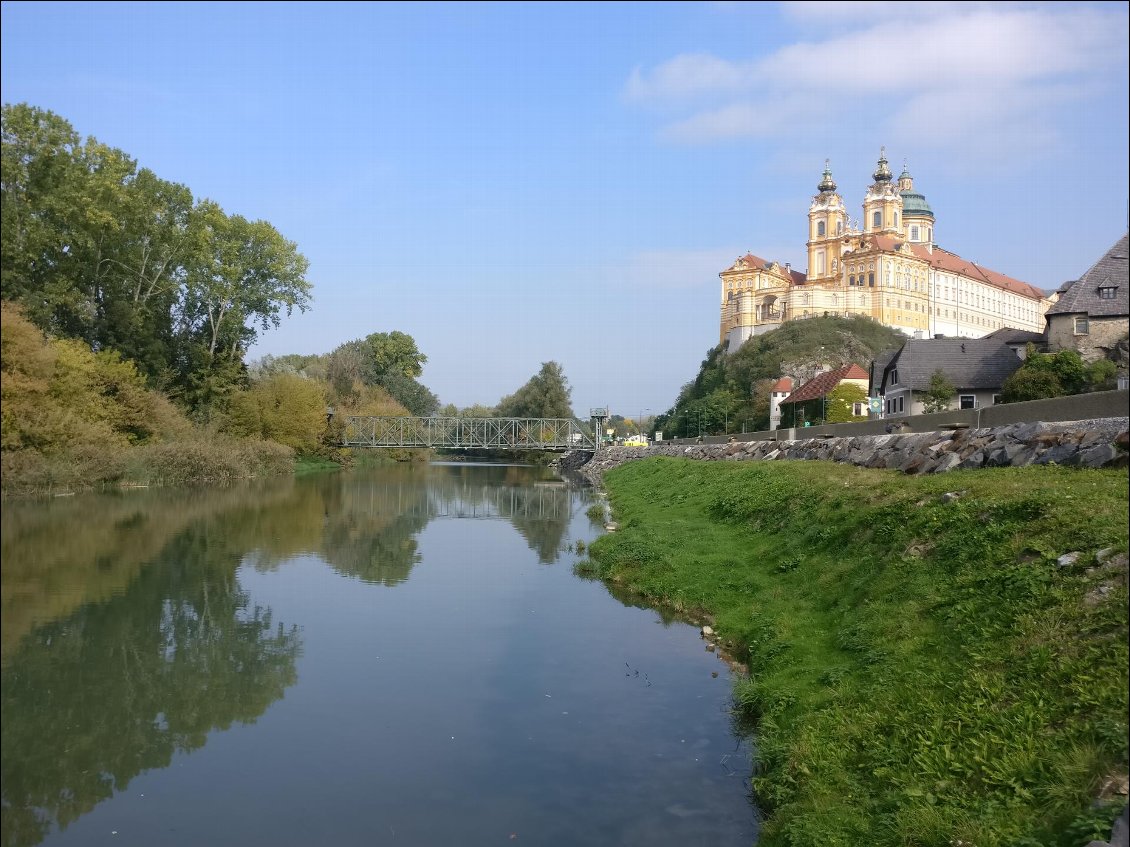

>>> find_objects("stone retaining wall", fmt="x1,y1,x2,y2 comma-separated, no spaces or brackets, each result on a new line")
568,418,1130,487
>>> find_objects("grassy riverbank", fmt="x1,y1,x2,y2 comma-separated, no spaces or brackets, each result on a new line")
582,458,1128,846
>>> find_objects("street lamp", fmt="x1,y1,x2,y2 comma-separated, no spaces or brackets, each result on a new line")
638,408,650,437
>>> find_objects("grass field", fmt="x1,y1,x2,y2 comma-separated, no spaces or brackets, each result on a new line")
582,458,1129,846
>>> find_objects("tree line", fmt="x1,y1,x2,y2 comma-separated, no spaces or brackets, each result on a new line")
1,103,580,489
2,103,312,414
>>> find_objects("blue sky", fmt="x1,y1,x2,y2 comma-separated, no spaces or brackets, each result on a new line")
2,1,1127,418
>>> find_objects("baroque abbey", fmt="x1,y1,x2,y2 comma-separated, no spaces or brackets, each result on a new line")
719,149,1052,348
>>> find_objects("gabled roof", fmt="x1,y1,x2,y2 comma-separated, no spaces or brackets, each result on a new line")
780,364,868,406
725,253,807,285
879,339,1023,393
772,377,794,392
1045,233,1129,318
865,235,1045,300
981,326,1045,346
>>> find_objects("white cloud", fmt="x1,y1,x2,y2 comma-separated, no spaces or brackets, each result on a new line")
626,5,1128,157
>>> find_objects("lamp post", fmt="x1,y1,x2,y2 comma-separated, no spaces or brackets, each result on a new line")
638,408,650,437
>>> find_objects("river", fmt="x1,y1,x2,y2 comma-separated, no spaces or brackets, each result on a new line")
1,462,757,846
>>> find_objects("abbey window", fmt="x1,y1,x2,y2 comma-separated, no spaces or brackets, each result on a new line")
817,221,826,237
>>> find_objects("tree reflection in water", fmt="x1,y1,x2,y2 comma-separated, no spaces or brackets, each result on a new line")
0,461,591,846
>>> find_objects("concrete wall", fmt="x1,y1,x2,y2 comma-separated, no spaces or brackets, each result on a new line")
662,389,1129,447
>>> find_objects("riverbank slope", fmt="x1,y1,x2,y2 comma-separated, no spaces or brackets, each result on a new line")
583,458,1128,845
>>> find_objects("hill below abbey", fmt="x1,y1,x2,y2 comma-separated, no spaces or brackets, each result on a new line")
655,314,907,438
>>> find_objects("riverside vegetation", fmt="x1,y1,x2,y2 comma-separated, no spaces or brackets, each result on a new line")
1,104,582,494
579,458,1129,846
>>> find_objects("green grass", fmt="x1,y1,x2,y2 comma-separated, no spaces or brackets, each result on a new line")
584,458,1129,846
294,455,342,475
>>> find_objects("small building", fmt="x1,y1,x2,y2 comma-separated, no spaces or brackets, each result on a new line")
768,377,794,431
875,338,1024,417
1044,233,1129,378
778,364,869,427
981,326,1046,360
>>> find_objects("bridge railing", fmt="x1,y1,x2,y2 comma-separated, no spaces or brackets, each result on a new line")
340,416,597,450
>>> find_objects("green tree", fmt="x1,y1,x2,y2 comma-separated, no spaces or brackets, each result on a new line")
497,361,574,418
825,383,869,423
1000,348,1097,403
1000,368,1064,403
226,373,328,454
922,369,956,413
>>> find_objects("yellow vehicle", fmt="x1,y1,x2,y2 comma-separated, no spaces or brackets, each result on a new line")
622,437,648,448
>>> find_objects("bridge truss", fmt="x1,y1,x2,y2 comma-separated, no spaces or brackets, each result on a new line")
340,416,597,451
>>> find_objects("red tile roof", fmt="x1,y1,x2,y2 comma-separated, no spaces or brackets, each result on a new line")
780,364,869,405
868,236,1044,299
772,377,794,392
729,253,807,285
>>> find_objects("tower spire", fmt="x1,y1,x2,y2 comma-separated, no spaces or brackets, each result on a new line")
817,158,837,194
872,146,892,183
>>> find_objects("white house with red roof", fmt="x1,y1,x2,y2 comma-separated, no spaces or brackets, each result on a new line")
718,149,1053,348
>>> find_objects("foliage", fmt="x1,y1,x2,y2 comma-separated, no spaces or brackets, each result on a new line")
923,368,956,413
0,302,294,494
225,372,328,454
496,361,574,418
1,103,312,414
655,316,905,437
1000,348,1114,403
324,331,436,415
824,382,868,423
586,458,1129,846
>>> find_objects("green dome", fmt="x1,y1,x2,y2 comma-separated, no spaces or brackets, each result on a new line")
900,190,934,219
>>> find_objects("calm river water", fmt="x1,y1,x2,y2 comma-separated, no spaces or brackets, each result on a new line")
1,462,757,846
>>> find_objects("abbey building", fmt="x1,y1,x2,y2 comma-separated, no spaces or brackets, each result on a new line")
719,149,1053,348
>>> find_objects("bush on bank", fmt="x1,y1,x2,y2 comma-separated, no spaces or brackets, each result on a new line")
585,457,1128,846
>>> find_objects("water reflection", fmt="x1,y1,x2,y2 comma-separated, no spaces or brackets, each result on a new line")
0,463,590,846
0,544,300,847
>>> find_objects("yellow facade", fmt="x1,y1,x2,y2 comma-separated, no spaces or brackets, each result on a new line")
719,149,1052,348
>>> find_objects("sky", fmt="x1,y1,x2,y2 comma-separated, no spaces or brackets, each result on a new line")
2,1,1128,419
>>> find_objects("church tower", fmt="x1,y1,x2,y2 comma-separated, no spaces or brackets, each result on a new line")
897,162,935,249
806,160,846,283
862,147,902,236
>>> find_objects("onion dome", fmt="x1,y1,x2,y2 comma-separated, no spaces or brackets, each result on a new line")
898,165,934,219
817,159,837,194
872,146,892,183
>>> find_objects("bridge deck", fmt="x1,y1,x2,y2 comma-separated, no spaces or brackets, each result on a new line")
340,416,596,451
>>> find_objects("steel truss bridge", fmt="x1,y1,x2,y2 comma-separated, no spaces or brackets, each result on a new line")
340,416,597,451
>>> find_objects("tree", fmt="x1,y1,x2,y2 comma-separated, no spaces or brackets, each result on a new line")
825,383,869,423
923,369,956,413
497,361,574,418
1000,348,1093,403
226,373,328,454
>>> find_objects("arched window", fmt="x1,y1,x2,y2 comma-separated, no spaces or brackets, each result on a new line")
837,221,843,235
868,272,875,287
872,210,881,228
817,220,826,237
849,275,856,287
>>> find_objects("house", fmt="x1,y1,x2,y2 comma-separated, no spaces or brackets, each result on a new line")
778,364,869,427
1044,233,1129,381
768,377,793,431
874,338,1024,417
981,326,1045,360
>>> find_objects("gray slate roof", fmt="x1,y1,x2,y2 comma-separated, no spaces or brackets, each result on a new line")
879,338,1024,393
1046,233,1129,317
982,326,1045,346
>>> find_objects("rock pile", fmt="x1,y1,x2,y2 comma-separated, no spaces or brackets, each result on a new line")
572,419,1129,486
